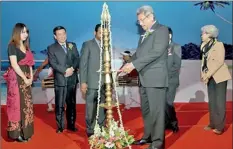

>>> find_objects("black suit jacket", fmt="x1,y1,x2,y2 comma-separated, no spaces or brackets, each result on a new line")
48,42,80,86
167,42,182,86
131,22,169,87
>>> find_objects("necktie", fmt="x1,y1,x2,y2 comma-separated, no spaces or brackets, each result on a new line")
62,44,67,53
97,41,101,50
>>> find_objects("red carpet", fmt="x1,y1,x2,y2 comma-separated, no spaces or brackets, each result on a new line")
1,102,232,149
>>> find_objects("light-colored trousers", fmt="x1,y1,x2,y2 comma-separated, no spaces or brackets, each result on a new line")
114,86,141,109
38,68,55,104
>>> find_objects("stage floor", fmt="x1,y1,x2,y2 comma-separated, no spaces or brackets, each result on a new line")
1,102,232,149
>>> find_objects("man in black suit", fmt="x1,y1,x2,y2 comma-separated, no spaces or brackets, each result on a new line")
165,27,182,133
121,5,169,149
48,26,80,133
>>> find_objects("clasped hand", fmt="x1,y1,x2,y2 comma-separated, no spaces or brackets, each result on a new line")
65,67,74,77
201,73,209,85
24,78,32,87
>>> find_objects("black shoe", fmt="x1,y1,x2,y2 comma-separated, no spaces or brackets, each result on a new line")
16,136,27,142
166,124,179,133
133,138,152,145
67,127,78,132
87,133,94,138
172,126,179,133
56,129,63,133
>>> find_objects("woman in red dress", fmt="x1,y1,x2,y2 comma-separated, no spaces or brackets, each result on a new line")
4,23,35,142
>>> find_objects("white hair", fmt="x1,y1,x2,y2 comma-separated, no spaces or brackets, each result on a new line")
137,5,155,19
201,25,219,38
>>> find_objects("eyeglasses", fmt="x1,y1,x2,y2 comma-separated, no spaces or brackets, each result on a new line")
137,13,151,25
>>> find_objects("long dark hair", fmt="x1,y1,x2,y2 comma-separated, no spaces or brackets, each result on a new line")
9,23,30,50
